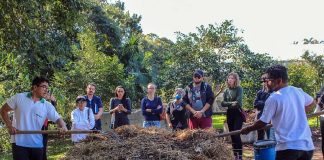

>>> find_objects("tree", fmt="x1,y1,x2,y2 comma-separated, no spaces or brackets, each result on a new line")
302,51,324,87
288,61,319,96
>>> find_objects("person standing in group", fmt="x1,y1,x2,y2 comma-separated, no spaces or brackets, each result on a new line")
84,83,103,130
241,65,315,160
253,74,273,140
71,96,95,143
0,76,67,160
221,72,244,160
314,86,324,159
183,69,214,129
42,92,57,160
141,83,163,128
109,86,132,129
166,88,188,130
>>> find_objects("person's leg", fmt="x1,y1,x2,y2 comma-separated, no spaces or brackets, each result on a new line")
188,117,198,129
153,121,161,128
227,110,239,158
42,125,48,160
30,147,44,160
199,117,212,129
276,149,302,160
143,121,150,128
297,150,313,160
95,119,102,130
232,110,243,160
265,128,271,139
320,116,324,157
257,129,265,140
12,143,30,160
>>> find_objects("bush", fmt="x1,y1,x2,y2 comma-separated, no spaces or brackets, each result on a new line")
0,127,11,153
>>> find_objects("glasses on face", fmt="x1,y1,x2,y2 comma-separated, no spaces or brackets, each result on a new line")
38,85,49,90
261,78,273,83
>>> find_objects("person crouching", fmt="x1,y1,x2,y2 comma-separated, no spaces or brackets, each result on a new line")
166,88,188,130
71,96,95,143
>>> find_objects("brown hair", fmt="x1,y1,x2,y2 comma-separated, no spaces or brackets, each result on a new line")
226,72,240,88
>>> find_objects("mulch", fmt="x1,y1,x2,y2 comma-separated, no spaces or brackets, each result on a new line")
63,125,234,160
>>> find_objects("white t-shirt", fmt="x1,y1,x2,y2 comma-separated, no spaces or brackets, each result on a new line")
7,92,61,148
260,86,314,151
71,107,95,142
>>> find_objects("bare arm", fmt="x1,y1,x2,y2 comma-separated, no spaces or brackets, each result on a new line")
305,100,316,113
95,108,103,120
185,104,196,115
0,103,17,134
165,113,172,128
241,120,267,134
55,118,68,132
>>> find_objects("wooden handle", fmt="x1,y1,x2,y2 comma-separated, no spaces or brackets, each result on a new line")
16,130,100,134
215,110,324,138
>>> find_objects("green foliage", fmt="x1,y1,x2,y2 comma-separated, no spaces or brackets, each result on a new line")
302,51,324,87
288,62,320,96
53,29,129,119
0,127,11,153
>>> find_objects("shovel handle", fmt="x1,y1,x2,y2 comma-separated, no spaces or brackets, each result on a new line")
216,110,324,138
16,130,100,134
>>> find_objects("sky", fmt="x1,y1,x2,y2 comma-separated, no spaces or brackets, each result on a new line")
119,0,324,60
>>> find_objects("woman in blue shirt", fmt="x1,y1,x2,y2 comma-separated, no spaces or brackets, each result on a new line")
141,83,163,128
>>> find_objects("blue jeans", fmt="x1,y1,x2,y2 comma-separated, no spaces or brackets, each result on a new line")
143,121,161,128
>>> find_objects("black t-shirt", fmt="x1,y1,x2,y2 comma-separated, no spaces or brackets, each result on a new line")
109,98,132,128
166,101,188,129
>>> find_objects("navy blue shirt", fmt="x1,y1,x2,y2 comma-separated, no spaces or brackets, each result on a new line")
141,96,163,121
253,89,272,118
85,95,103,115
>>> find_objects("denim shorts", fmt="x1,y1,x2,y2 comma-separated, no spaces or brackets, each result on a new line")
143,121,161,128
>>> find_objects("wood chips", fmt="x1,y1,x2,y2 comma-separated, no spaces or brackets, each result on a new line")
63,125,234,160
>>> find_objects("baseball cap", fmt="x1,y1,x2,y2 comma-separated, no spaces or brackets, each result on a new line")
76,96,87,103
193,69,204,77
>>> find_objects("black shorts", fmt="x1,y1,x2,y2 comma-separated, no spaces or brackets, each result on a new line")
12,143,43,160
276,149,313,160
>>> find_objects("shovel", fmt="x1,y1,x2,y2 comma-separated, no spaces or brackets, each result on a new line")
215,110,324,138
16,130,100,134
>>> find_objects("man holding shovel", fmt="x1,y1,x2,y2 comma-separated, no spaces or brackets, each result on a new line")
241,65,315,160
0,76,68,160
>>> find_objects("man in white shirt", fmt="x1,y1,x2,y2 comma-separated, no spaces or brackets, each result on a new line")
241,65,315,160
0,76,68,160
71,96,95,143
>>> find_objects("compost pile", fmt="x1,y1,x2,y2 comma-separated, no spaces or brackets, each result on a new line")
63,125,234,160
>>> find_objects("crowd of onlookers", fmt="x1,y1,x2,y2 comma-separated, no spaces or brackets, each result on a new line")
2,64,324,160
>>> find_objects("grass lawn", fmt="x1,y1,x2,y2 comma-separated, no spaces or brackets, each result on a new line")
47,137,73,160
212,115,320,130
0,137,73,160
212,115,226,129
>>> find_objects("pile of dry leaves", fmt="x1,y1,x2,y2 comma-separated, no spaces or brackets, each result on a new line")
63,125,234,160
